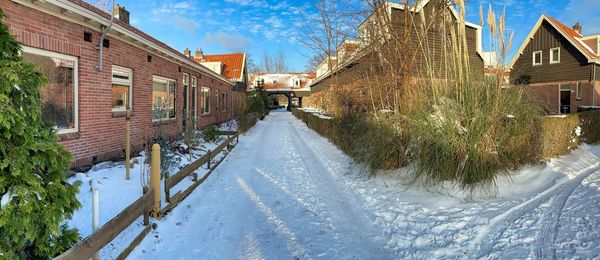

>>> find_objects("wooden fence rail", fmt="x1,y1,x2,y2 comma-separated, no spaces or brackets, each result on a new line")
56,132,241,259
161,132,239,215
55,188,155,260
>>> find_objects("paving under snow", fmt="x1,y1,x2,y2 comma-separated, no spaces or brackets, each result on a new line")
110,112,598,259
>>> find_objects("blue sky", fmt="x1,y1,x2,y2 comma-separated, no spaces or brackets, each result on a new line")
91,0,600,71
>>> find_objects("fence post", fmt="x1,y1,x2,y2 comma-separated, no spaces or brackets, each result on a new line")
207,150,212,169
150,144,161,219
92,188,100,260
125,111,131,180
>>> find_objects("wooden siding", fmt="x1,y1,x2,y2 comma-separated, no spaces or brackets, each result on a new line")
511,21,592,84
389,4,484,79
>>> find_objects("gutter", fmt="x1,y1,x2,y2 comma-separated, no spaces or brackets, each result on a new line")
13,0,233,86
95,0,115,71
593,64,597,106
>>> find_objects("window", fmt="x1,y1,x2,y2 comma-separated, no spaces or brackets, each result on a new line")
182,73,189,117
576,82,582,100
191,77,197,125
560,83,571,91
112,66,132,111
550,48,560,64
222,92,227,112
201,87,211,114
533,51,542,65
152,76,176,121
215,90,219,111
21,46,78,134
294,79,301,87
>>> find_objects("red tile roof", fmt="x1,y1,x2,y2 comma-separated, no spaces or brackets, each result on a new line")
547,16,599,59
196,53,246,81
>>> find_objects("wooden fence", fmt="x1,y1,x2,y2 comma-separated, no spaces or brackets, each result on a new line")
161,132,240,215
56,131,241,259
56,188,155,260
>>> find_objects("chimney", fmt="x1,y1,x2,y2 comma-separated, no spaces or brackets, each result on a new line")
195,49,204,61
114,4,130,24
183,48,191,58
573,22,583,35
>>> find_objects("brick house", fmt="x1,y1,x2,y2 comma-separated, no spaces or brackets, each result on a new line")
1,0,234,168
510,15,600,114
189,50,248,116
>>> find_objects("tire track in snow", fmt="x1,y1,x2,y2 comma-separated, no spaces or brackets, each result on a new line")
539,168,600,259
286,116,392,258
472,161,600,258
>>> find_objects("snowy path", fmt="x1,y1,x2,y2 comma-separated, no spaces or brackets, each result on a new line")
130,111,600,259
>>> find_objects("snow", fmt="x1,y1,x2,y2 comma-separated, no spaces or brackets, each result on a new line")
1,191,13,209
124,111,600,259
65,131,230,259
217,119,238,131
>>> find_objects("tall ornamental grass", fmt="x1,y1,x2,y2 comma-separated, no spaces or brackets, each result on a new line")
407,2,541,192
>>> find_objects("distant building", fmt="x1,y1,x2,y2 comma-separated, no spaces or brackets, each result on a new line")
510,15,600,114
188,50,248,92
249,72,316,111
183,49,248,116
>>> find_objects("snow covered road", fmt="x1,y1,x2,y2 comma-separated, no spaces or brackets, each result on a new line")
130,111,600,259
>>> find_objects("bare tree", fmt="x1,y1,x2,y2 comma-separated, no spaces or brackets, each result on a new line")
259,51,289,73
273,51,288,72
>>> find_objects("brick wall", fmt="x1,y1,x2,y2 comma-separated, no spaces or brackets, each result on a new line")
527,81,597,114
2,1,233,168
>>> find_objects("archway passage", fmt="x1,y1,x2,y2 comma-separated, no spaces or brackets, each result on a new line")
267,92,303,112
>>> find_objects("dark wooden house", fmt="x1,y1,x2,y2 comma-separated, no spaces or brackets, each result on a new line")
310,0,485,92
510,15,600,114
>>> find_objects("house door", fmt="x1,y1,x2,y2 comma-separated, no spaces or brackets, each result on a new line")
560,85,571,114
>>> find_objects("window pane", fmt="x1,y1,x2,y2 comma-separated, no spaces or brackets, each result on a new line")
22,52,75,131
192,87,197,119
203,88,211,114
153,81,168,120
112,84,129,110
183,86,188,115
169,81,176,118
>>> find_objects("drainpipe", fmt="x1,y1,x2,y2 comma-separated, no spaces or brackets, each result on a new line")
593,64,597,107
95,0,115,71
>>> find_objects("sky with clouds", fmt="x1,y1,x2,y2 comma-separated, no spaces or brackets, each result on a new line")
90,0,599,71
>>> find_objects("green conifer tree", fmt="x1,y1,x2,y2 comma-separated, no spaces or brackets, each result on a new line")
0,8,81,258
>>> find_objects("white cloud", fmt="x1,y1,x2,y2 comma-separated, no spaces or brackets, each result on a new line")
561,0,600,34
265,16,283,28
202,32,252,52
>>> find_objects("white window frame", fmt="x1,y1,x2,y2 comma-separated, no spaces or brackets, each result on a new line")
22,46,79,135
182,73,190,117
202,87,211,115
576,82,582,100
533,51,543,66
191,76,198,126
215,89,219,111
550,47,560,64
152,75,176,122
111,65,133,112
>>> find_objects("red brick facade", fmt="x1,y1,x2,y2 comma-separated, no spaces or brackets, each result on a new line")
527,81,600,114
2,1,233,168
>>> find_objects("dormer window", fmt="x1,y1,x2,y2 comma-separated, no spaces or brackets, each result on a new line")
294,79,301,87
550,47,560,64
533,51,542,66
